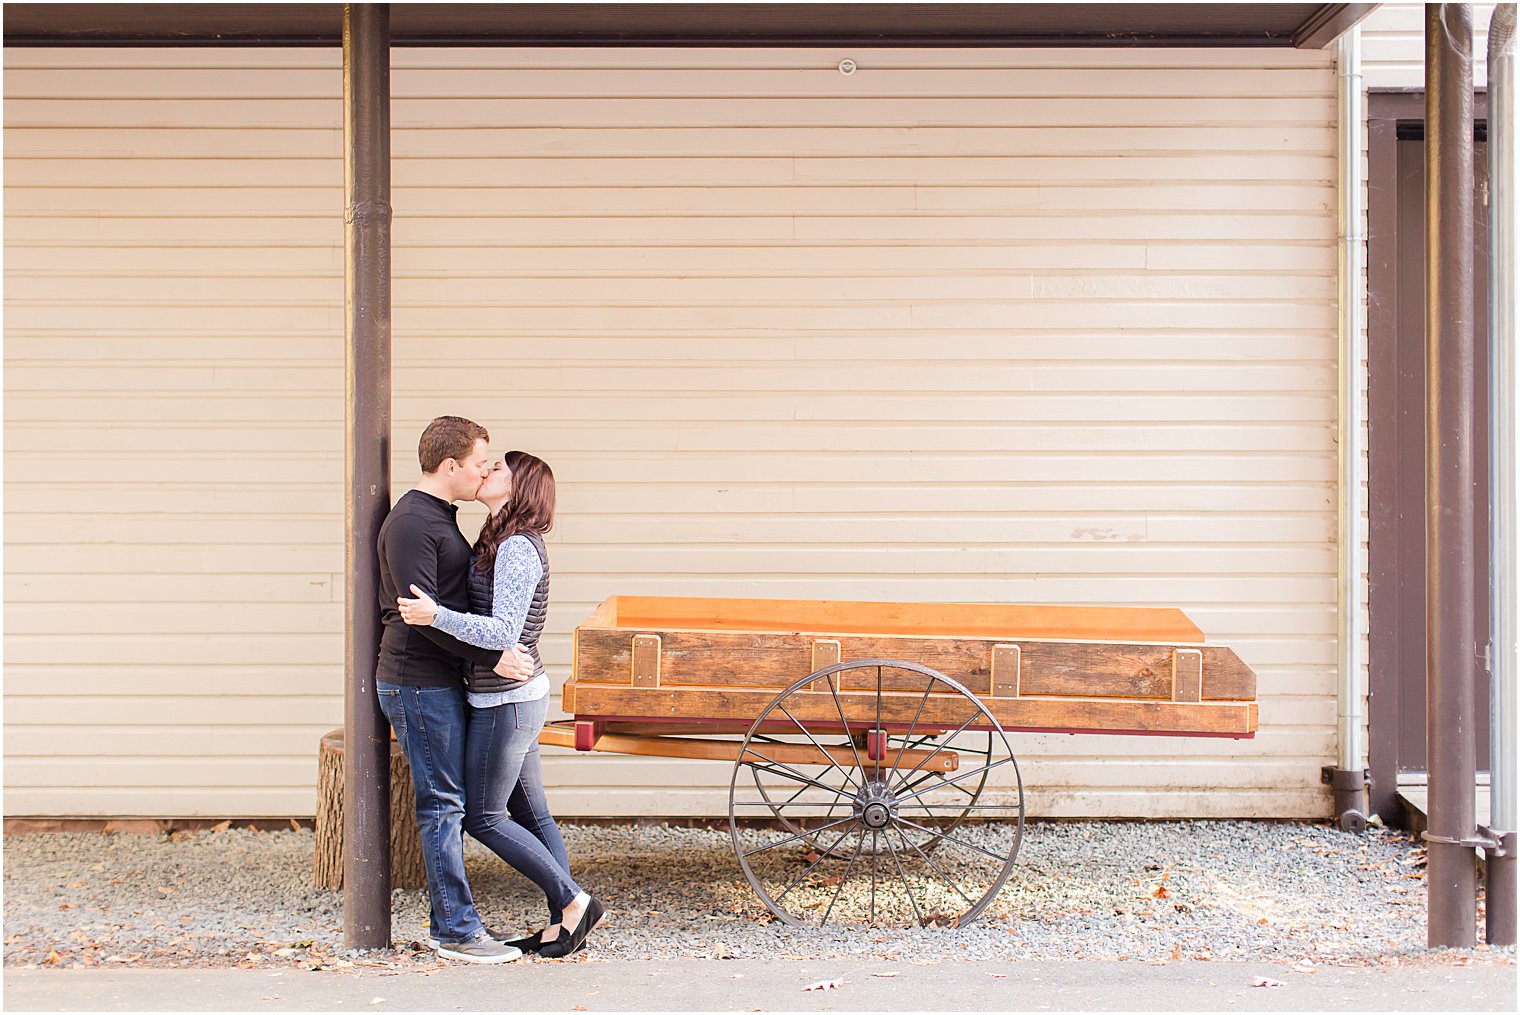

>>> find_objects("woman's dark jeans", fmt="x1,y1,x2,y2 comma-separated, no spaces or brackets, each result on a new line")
464,693,580,923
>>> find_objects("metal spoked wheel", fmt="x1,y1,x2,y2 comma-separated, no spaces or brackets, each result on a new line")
728,659,1024,928
748,729,995,859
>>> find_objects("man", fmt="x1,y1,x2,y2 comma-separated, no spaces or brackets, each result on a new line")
375,415,534,963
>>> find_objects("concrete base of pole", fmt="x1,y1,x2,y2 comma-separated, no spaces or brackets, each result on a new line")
1428,840,1479,948
1485,839,1516,945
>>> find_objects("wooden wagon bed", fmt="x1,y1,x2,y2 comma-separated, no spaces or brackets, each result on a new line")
563,595,1257,742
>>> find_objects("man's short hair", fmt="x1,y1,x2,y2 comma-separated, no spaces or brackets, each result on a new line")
418,416,489,474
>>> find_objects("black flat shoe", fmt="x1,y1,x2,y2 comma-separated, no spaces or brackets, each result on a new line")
500,929,545,953
539,897,605,959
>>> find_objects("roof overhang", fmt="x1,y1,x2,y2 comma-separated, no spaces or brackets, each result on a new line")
4,3,1378,49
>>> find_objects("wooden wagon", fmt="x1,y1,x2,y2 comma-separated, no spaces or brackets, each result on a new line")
542,595,1257,928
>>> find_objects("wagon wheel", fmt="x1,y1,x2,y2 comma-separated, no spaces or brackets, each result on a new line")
747,729,994,858
728,659,1024,928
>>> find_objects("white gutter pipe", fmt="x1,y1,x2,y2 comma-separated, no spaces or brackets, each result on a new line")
1329,26,1371,832
1485,0,1516,948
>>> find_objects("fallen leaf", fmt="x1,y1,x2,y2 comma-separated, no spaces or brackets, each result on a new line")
1252,977,1283,988
209,820,232,833
803,979,843,992
1292,960,1316,974
870,971,899,978
47,951,63,964
369,999,385,1006
1170,944,1183,961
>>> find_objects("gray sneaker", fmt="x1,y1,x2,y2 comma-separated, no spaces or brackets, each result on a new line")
435,931,522,964
425,927,511,951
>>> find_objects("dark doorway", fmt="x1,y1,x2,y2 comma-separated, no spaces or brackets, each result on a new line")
1368,92,1492,825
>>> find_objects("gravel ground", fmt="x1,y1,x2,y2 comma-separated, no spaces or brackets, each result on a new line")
4,821,1512,971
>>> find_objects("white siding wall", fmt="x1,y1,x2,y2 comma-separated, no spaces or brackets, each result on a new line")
1361,2,1501,88
4,46,1338,819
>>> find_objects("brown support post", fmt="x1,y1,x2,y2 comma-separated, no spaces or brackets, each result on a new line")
343,2,393,951
1424,2,1479,951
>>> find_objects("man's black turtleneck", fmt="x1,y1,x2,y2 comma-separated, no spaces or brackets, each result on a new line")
376,489,499,687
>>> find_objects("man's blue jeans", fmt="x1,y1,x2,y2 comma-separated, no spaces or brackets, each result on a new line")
376,681,484,944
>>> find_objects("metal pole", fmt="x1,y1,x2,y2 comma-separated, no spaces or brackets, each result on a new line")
1486,1,1518,949
1329,25,1372,833
1425,1,1479,951
343,2,393,951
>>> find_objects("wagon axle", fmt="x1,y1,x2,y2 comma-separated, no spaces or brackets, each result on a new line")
853,779,899,830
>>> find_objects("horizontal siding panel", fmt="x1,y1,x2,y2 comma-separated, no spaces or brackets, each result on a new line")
7,603,346,634
2,273,1338,304
4,758,322,788
0,486,343,516
2,667,346,697
5,121,1336,155
4,788,325,817
2,481,1334,517
4,212,1336,244
5,46,1338,820
4,726,340,758
7,183,1335,216
6,393,1337,425
3,420,1337,454
3,543,1338,578
4,510,1336,546
4,696,342,727
6,572,337,604
7,66,1335,101
2,47,1332,71
4,633,340,666
3,96,1333,134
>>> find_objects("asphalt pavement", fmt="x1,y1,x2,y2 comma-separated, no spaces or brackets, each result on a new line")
5,957,1516,1012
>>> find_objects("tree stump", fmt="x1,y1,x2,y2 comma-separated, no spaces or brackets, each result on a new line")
314,728,426,890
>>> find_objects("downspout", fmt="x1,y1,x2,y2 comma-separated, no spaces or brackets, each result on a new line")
1325,26,1373,833
1485,0,1517,949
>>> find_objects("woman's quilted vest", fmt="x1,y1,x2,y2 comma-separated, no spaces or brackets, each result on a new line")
464,530,549,693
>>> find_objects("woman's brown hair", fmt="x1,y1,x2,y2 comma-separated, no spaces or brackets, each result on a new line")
474,451,555,575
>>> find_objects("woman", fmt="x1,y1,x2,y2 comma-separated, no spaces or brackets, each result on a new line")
398,450,604,958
